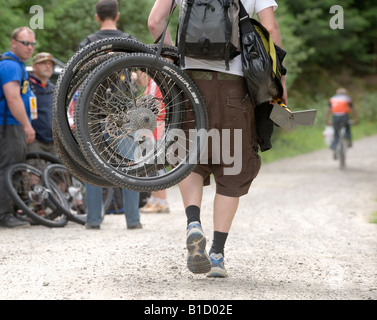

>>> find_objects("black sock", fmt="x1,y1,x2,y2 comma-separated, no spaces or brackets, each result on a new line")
209,231,228,256
185,205,201,225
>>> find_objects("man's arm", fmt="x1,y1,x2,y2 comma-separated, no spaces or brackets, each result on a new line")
258,7,288,105
3,81,35,144
148,0,176,45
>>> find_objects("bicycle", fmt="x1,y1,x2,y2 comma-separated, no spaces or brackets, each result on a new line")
334,119,352,170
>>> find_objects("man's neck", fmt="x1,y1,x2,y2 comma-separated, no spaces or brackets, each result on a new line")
9,50,25,63
100,20,117,30
31,74,48,86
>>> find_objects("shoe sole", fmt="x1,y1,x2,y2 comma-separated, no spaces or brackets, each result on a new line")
186,229,211,274
207,267,228,278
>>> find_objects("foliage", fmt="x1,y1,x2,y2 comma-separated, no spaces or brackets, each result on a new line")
0,0,158,63
281,0,377,75
371,210,377,224
1,0,375,77
1,0,376,164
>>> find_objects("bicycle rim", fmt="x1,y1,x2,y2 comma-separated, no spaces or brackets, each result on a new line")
74,53,208,191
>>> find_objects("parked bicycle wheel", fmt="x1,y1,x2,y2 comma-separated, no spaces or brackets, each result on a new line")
26,151,61,166
5,163,68,228
42,164,87,225
74,53,208,191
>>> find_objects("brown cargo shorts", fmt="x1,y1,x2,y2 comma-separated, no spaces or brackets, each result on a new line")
185,70,261,197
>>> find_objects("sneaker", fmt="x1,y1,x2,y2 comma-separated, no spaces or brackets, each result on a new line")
207,253,228,278
140,202,170,214
186,222,211,274
0,214,30,228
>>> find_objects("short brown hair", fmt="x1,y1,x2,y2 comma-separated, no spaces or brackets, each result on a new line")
96,0,119,21
11,26,35,40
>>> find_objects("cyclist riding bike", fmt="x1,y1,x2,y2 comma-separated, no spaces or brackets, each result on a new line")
326,88,358,151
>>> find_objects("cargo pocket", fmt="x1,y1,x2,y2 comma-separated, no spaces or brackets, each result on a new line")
225,97,249,132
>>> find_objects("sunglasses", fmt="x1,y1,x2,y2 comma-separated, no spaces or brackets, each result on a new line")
15,39,37,47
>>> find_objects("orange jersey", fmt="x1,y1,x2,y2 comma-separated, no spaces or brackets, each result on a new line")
329,94,352,114
144,78,166,140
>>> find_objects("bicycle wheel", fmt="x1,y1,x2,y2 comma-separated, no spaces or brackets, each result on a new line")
43,164,87,225
339,138,346,170
26,151,61,166
74,53,208,191
5,163,68,228
53,38,156,174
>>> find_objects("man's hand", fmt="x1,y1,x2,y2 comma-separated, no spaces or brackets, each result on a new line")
23,124,35,144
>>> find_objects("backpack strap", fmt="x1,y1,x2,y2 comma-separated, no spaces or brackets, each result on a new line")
238,2,253,35
154,0,176,60
223,0,233,70
177,0,194,68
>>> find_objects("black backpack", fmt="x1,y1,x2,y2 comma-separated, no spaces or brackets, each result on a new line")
177,0,241,70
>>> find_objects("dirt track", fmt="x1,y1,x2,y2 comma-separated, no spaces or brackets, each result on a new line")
0,135,376,300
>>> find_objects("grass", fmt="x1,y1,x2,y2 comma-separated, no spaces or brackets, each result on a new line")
370,211,377,224
260,121,377,164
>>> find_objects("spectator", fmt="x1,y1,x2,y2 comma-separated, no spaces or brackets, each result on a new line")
0,27,36,228
27,52,57,156
133,72,170,215
80,0,142,230
140,190,170,214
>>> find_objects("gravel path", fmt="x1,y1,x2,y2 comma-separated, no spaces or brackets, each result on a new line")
1,135,376,300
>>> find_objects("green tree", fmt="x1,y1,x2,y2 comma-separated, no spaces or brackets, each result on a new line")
0,0,31,54
281,0,377,74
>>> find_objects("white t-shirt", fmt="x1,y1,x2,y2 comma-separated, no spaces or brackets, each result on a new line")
175,0,278,76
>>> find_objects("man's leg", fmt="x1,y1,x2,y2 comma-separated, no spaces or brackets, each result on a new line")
179,172,211,274
85,183,104,229
179,172,203,211
207,194,239,278
122,189,142,229
213,193,239,233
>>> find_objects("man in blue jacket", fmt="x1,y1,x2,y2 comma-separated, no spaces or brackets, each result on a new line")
27,52,57,156
0,27,36,228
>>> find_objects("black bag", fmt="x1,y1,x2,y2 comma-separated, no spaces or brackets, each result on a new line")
239,2,286,106
177,0,241,70
238,3,287,152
